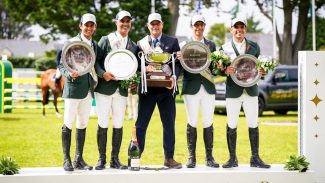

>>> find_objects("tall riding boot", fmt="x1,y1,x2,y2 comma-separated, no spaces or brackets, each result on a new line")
186,124,197,168
203,125,219,168
73,128,93,170
110,128,127,169
249,127,270,168
62,125,73,171
222,126,238,168
95,126,108,170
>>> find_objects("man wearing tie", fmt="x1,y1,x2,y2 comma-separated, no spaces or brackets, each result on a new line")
136,12,182,169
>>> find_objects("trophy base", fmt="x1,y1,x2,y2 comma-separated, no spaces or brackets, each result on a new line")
146,72,172,87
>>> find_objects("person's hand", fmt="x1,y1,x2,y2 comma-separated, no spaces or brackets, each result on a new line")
166,75,176,90
70,71,79,79
103,72,116,81
225,66,235,75
176,51,183,61
258,68,267,76
130,83,137,90
216,63,225,71
146,65,155,72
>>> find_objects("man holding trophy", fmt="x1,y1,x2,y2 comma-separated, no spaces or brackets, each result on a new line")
59,13,104,171
218,17,270,169
94,10,139,170
136,12,182,169
177,14,219,168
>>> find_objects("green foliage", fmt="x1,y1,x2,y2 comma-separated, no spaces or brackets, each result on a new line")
246,15,262,33
34,57,56,71
0,156,20,175
284,155,310,172
207,23,227,47
4,0,169,42
119,72,141,95
0,1,32,39
306,16,325,50
8,57,36,68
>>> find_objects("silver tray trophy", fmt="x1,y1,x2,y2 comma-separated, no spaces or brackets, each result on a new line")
104,49,138,80
180,41,211,73
230,54,261,87
138,43,173,87
61,41,95,76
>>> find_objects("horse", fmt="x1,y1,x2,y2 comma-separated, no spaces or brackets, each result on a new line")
40,69,64,117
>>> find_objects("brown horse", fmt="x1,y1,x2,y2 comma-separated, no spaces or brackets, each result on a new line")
40,69,64,117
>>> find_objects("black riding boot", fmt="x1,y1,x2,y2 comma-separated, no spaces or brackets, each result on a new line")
110,128,127,169
203,125,219,168
95,126,108,170
249,127,270,168
62,125,73,171
222,126,238,168
73,128,93,170
186,124,197,168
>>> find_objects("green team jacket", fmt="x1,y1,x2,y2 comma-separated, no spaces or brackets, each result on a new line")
59,35,104,99
95,35,139,97
220,39,260,98
181,38,217,95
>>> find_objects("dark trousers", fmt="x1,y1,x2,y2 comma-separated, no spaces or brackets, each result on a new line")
136,92,176,159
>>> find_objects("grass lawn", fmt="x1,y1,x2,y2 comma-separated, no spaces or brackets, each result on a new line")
0,101,298,168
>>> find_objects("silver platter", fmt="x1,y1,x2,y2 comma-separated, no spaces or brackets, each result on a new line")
104,49,138,80
230,54,261,87
61,41,95,76
180,41,211,73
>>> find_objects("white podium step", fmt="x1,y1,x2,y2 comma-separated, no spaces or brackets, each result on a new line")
0,164,315,183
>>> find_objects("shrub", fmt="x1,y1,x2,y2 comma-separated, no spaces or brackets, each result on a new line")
34,57,56,71
8,57,36,68
0,156,20,175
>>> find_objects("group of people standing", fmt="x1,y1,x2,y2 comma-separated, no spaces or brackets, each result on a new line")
58,10,270,172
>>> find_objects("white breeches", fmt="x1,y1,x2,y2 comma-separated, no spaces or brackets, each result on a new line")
127,94,138,120
226,92,258,129
63,93,92,129
95,91,127,128
183,85,215,128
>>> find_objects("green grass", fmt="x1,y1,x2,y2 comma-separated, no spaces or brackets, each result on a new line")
0,101,298,167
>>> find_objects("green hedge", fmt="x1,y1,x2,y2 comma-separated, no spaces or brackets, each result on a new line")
8,57,36,68
34,57,56,71
8,56,56,71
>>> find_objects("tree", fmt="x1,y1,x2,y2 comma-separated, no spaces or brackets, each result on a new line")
4,0,169,42
246,14,263,33
207,23,227,47
306,16,325,50
255,0,325,65
0,0,32,39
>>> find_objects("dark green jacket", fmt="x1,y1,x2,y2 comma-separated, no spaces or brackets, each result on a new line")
220,39,260,98
95,35,139,97
182,38,216,95
59,36,104,99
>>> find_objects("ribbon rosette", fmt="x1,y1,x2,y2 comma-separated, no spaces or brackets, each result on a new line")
119,72,141,94
257,55,278,72
210,50,230,74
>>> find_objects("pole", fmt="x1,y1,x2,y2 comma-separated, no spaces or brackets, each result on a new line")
312,0,316,51
151,0,155,13
273,0,277,58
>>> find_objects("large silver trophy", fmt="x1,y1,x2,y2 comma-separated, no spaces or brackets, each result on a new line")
61,41,95,76
104,49,138,80
230,54,261,87
180,41,211,73
139,43,174,87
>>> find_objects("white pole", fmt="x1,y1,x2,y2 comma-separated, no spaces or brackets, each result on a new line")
312,0,316,51
273,0,277,58
151,0,155,13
